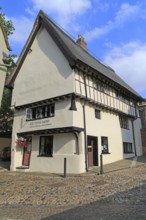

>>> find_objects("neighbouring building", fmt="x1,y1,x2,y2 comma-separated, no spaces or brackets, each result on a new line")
0,23,11,106
139,99,146,155
0,23,12,152
6,11,143,174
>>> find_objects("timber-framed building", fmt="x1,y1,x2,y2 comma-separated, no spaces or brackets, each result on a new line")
6,11,143,173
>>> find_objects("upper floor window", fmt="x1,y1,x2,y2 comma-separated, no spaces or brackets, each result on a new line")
96,81,110,95
26,103,55,121
95,109,101,119
116,91,130,105
119,115,129,129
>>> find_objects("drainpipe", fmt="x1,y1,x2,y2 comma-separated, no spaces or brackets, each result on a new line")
132,103,138,156
132,119,137,156
83,74,88,172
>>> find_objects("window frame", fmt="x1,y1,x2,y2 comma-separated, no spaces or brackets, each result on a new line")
123,142,133,154
119,115,129,129
95,109,101,119
101,136,109,154
26,103,55,121
39,136,53,157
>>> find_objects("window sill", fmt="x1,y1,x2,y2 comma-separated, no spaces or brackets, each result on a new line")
124,152,134,154
37,155,53,157
102,152,111,155
26,116,54,122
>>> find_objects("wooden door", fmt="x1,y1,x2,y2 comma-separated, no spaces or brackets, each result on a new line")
87,136,98,167
22,137,32,166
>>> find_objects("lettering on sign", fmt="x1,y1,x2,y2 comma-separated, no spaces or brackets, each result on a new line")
29,119,52,128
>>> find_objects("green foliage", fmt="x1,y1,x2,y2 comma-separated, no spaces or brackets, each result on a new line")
0,6,15,36
0,88,13,132
0,7,15,132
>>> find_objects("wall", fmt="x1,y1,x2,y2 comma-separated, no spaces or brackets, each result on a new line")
29,133,85,174
0,26,9,106
10,98,86,173
12,27,74,107
12,99,74,134
73,100,142,165
75,69,136,117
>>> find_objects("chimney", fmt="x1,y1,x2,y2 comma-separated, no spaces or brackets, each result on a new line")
76,34,87,50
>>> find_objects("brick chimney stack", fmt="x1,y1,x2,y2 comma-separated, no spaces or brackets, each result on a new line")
76,34,87,50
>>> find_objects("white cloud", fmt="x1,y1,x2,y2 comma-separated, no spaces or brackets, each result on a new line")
29,0,91,27
103,42,146,95
31,0,91,15
114,3,140,26
85,22,113,41
8,16,34,46
85,3,141,41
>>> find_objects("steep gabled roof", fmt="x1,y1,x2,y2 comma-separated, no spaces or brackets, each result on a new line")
6,10,142,100
0,23,11,51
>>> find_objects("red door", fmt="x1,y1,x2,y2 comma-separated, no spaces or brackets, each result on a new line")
87,136,98,167
22,137,32,166
88,145,93,167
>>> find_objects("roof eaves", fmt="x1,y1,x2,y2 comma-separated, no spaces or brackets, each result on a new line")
0,23,11,51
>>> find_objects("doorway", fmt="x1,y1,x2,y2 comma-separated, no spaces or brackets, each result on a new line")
22,136,32,166
87,136,98,167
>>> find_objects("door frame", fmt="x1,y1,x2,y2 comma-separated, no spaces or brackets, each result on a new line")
22,136,32,166
87,135,98,167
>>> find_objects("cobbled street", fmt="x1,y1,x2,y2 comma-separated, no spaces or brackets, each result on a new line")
0,165,146,220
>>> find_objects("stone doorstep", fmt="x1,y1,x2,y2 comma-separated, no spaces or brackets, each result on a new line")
16,166,30,172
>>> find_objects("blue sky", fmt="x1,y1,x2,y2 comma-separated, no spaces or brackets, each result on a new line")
1,0,146,97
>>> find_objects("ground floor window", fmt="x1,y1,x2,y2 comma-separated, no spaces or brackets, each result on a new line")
123,142,133,153
39,136,53,157
101,136,109,153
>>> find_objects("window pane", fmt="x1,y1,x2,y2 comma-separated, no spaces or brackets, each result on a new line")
26,103,55,121
95,109,101,119
123,142,133,153
39,136,53,157
101,137,108,153
119,115,129,129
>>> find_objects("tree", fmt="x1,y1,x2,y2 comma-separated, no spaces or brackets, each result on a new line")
0,7,15,132
0,7,15,36
0,88,13,132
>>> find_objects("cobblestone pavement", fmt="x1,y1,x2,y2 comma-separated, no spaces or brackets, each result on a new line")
0,164,146,219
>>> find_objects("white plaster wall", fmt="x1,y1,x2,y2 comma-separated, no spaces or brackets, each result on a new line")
28,134,85,174
12,27,74,107
11,103,86,173
134,118,143,156
10,111,24,170
11,98,86,173
13,99,73,134
0,27,9,106
73,100,139,165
